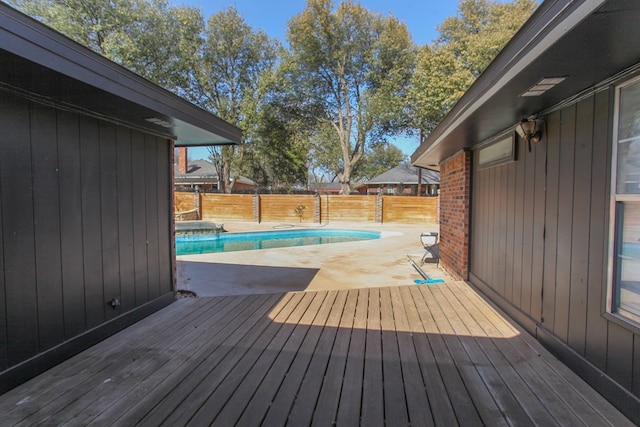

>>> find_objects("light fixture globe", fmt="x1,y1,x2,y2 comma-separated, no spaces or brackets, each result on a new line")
515,118,542,150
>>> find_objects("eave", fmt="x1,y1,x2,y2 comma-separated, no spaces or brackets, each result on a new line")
411,0,640,170
0,4,242,146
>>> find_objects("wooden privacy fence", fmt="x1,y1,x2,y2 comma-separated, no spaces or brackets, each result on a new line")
174,192,438,224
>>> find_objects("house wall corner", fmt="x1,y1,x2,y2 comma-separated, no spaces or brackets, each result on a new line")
438,150,471,280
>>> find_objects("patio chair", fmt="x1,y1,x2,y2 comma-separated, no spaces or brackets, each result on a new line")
420,232,439,267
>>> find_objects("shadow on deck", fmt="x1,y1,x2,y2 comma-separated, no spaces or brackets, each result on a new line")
0,282,632,426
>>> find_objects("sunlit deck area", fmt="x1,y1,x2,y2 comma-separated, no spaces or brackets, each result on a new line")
0,281,631,426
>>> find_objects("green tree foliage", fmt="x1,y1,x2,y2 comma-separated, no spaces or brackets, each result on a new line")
438,0,538,77
109,2,203,96
244,100,311,192
194,7,281,193
285,0,414,194
408,45,474,137
307,120,343,185
308,133,405,184
9,0,203,95
353,142,406,182
407,0,538,139
9,0,537,193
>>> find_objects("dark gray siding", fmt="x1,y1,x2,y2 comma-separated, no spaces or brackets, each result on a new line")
0,92,175,385
469,88,640,401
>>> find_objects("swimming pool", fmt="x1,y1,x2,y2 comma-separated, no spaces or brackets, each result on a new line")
176,228,380,255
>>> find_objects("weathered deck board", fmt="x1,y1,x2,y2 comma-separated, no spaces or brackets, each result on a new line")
398,286,457,426
435,285,547,426
310,289,358,427
361,287,385,427
448,281,622,426
259,290,339,426
216,294,313,425
185,292,311,425
153,293,298,426
286,289,348,426
379,287,410,425
389,286,434,427
236,291,329,425
422,285,508,426
0,283,633,427
335,288,369,426
122,293,284,425
410,286,485,425
444,282,574,424
6,296,228,425
95,295,268,425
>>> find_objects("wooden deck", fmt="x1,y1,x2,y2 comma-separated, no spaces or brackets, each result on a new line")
0,282,632,426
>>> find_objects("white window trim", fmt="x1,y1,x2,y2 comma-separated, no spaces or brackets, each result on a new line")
607,74,640,330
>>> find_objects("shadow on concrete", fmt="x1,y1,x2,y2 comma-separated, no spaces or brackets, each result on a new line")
177,261,320,297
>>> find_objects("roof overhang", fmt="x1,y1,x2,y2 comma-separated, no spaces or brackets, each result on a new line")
412,0,640,170
0,4,242,146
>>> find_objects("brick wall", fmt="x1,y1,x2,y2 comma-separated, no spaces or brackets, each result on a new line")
439,150,471,280
177,147,188,174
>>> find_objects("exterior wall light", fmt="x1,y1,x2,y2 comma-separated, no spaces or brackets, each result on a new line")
515,118,543,151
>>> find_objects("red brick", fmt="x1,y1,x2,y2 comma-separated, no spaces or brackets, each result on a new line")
438,150,471,280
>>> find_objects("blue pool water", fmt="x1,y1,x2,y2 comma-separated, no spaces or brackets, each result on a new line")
176,228,380,255
622,242,640,259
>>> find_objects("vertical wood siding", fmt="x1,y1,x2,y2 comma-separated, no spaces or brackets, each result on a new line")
0,94,174,373
1,94,38,367
31,103,64,352
470,89,639,400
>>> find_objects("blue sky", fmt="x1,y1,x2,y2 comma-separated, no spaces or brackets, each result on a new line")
185,0,459,46
181,0,463,159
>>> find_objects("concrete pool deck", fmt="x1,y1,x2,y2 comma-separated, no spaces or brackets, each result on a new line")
176,221,448,297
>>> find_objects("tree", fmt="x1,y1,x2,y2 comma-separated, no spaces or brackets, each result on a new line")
238,55,324,192
307,120,344,185
243,100,311,192
105,1,203,97
353,142,406,182
285,0,414,194
407,0,538,140
9,0,204,95
192,7,281,193
408,45,474,137
437,0,538,77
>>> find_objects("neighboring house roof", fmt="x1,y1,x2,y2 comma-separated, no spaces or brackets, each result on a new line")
412,0,640,169
310,182,342,192
359,164,440,187
234,176,256,186
174,159,255,186
175,159,218,179
0,3,241,147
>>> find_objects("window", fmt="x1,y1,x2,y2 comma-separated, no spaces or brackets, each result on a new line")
477,134,515,169
610,76,640,326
